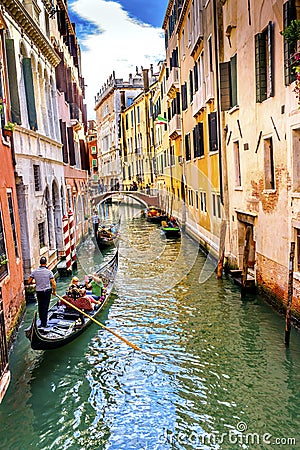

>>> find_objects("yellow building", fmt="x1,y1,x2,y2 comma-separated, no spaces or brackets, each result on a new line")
163,0,222,257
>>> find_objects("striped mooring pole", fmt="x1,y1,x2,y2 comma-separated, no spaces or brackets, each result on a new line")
62,215,72,272
68,210,76,265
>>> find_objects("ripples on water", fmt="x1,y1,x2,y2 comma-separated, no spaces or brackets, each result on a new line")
1,200,300,449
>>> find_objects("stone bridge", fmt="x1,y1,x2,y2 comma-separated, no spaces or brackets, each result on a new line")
92,190,159,208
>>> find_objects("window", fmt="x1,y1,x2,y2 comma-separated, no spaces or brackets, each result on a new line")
292,128,300,191
193,122,204,158
181,82,188,111
264,137,275,189
208,36,213,72
33,165,41,191
255,22,274,102
200,191,207,212
195,191,199,209
212,193,221,218
38,222,46,248
220,54,238,110
188,189,194,206
127,97,133,106
189,70,193,102
91,146,96,154
125,114,129,130
7,192,18,258
137,106,140,124
181,30,185,59
92,159,97,167
208,112,218,152
296,227,300,271
185,133,191,161
233,141,241,187
170,146,175,165
283,0,300,85
131,110,134,128
0,209,8,281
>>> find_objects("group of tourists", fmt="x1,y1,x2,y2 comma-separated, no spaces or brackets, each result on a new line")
27,256,105,329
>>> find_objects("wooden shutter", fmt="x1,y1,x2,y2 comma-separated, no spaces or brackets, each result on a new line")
79,139,89,171
189,70,193,103
267,22,274,97
208,112,218,152
194,63,199,92
198,122,204,157
5,39,21,124
230,54,238,107
255,33,267,102
283,0,296,85
22,58,38,131
67,126,76,166
60,119,68,163
57,11,67,36
220,61,231,110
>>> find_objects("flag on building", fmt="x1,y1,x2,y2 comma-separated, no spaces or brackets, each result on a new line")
155,115,168,125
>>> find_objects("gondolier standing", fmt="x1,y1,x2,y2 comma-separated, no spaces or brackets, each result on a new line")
92,210,100,236
27,256,56,328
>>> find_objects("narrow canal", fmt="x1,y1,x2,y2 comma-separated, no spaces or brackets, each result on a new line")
1,199,300,449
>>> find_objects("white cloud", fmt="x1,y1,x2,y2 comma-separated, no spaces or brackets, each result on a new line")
71,0,166,118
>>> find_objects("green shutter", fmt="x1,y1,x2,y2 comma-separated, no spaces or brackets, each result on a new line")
208,112,218,152
220,61,231,110
283,0,297,86
255,33,267,103
267,22,274,97
5,39,21,124
230,54,238,107
22,58,38,130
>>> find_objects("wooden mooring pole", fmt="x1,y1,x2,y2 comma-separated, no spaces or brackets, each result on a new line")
285,242,295,347
217,220,227,279
241,226,251,297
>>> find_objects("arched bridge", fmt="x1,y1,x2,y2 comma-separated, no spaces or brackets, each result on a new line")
92,190,159,208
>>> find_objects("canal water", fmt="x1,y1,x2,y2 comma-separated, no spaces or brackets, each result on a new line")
0,199,300,449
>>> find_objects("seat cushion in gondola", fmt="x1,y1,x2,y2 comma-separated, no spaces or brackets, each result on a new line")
59,295,94,311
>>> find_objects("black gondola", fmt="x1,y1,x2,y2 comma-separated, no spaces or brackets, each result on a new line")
96,222,120,249
161,218,181,238
25,250,118,350
145,206,167,224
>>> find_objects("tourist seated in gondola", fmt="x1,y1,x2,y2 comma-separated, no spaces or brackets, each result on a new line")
99,226,113,238
85,273,103,301
62,277,100,314
168,216,177,228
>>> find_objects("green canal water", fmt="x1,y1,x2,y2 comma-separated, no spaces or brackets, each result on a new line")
1,200,300,449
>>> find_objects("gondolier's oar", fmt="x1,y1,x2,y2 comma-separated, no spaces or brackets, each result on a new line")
54,294,159,357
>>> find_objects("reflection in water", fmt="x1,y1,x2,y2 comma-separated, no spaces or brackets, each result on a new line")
0,199,300,449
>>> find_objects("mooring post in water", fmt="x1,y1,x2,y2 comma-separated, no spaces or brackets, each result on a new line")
285,242,295,347
217,220,227,279
241,226,251,297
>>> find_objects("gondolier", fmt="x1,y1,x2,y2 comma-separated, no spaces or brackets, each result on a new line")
92,210,100,235
27,256,56,328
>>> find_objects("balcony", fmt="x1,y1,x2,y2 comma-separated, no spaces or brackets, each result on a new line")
192,86,206,116
168,114,181,139
190,11,203,55
166,67,180,97
205,72,214,102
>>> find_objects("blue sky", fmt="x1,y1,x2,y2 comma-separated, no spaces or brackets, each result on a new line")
69,0,168,117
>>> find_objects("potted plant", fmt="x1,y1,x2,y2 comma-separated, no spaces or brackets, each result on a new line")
3,121,16,137
281,19,300,45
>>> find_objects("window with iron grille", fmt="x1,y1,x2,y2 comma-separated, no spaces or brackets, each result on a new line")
0,210,8,281
283,0,300,86
91,146,96,154
33,165,41,191
7,192,19,258
38,222,46,248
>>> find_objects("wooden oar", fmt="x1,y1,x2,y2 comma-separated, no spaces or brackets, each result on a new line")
54,294,159,357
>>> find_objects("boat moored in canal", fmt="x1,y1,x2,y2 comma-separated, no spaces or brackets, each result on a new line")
25,250,119,350
145,206,167,223
96,221,120,249
161,217,181,239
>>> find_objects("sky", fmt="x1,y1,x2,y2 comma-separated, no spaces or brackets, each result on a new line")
68,0,169,118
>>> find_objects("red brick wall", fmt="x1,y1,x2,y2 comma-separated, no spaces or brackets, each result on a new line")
256,253,300,320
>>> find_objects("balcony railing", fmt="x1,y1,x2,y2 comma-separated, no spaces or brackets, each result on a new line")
205,72,214,102
192,86,206,116
166,67,180,96
190,11,203,54
168,114,181,139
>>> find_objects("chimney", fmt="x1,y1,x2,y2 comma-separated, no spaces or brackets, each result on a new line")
142,68,149,92
120,90,126,111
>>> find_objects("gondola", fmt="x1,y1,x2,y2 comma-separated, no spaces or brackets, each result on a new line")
145,206,167,224
96,222,120,249
161,218,181,238
25,250,118,350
